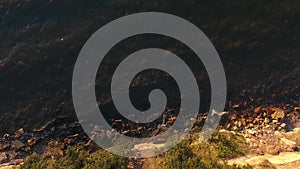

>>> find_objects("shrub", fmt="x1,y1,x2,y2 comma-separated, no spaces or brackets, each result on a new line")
20,144,128,169
163,131,251,169
83,150,128,169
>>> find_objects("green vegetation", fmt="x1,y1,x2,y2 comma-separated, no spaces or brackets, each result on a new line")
163,131,251,169
20,131,250,169
20,145,128,169
208,131,248,159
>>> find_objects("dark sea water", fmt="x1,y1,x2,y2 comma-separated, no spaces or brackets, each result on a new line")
0,0,299,135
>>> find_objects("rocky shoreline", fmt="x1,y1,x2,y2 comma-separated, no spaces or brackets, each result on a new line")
0,105,299,168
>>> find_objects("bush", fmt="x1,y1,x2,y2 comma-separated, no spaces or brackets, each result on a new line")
83,150,128,169
20,144,128,169
163,131,251,169
19,153,47,169
208,131,247,159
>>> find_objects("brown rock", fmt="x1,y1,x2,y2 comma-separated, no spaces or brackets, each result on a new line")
24,146,31,152
12,140,25,150
58,142,65,150
254,107,262,114
28,138,35,146
7,151,18,160
0,143,10,151
44,147,64,158
238,121,242,128
64,138,74,145
0,152,7,163
241,118,247,126
169,117,177,121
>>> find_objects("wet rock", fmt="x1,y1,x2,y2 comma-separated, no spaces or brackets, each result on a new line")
12,140,25,150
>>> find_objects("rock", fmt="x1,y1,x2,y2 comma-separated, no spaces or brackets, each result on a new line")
0,143,10,151
0,152,7,163
280,137,297,152
271,108,285,120
27,138,35,146
14,128,24,138
9,159,24,165
12,140,25,150
280,123,286,128
274,131,282,137
254,107,262,114
44,147,63,158
24,146,31,153
3,133,9,139
241,118,247,126
7,151,18,160
233,104,239,108
238,121,242,128
266,145,280,155
64,138,74,145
